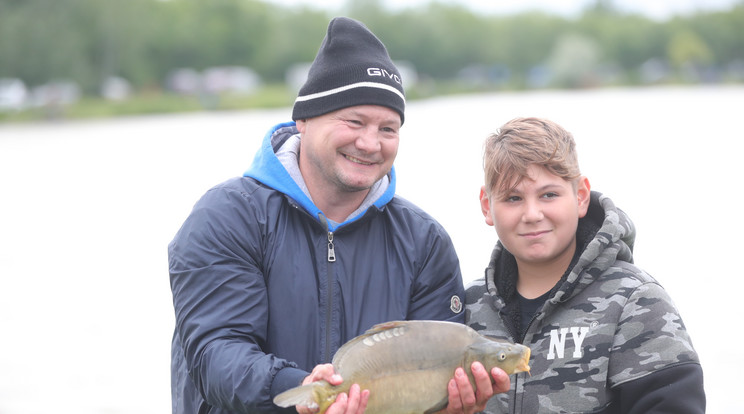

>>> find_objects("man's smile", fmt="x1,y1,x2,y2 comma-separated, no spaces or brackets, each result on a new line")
343,154,374,165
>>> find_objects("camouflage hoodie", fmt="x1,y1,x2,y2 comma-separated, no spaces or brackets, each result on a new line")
466,192,703,413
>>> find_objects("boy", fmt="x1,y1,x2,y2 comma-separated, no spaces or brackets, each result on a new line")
465,117,705,413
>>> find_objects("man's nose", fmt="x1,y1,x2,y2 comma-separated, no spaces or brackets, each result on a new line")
355,127,381,152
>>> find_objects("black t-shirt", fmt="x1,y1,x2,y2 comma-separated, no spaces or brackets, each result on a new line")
517,290,551,334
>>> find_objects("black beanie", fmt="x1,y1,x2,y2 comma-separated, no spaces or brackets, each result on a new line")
292,17,406,124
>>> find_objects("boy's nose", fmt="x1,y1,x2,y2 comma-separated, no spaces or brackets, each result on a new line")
522,200,544,222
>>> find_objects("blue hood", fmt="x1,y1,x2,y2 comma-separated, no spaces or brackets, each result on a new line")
243,121,397,230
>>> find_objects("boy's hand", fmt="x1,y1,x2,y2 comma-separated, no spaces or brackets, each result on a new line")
443,362,511,414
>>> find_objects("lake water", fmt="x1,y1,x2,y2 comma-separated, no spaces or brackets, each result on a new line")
1,86,741,413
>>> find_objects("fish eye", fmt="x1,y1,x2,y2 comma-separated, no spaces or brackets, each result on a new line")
499,352,506,361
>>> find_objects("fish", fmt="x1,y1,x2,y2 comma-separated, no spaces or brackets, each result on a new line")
273,320,531,414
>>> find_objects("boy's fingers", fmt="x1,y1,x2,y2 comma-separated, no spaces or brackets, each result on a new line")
454,367,477,407
490,367,511,394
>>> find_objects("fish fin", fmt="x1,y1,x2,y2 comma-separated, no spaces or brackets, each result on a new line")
332,321,410,366
423,396,449,414
273,383,319,409
364,320,408,334
363,320,459,334
482,334,515,344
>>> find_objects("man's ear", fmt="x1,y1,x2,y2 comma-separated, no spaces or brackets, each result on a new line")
480,186,494,226
296,119,307,133
577,176,591,218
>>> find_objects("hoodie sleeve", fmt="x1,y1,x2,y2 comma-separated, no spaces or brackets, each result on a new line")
169,184,302,413
608,276,704,413
612,363,705,413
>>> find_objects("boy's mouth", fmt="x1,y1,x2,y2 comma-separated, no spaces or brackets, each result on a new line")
521,230,550,238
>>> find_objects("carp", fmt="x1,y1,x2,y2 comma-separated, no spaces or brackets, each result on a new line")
273,320,531,414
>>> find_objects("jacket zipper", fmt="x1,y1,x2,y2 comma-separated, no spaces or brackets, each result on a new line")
319,215,335,362
501,310,540,414
327,231,336,262
515,315,540,414
498,311,520,414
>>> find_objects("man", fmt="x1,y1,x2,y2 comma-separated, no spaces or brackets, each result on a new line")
169,17,506,414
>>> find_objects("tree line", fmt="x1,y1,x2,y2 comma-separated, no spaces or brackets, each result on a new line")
1,0,743,98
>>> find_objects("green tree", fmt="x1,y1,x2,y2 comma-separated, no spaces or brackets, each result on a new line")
667,30,714,68
547,33,602,88
1,0,742,102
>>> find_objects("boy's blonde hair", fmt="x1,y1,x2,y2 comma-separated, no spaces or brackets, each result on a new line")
484,117,581,198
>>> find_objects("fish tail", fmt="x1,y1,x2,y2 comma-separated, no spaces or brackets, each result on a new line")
274,381,339,413
273,383,320,409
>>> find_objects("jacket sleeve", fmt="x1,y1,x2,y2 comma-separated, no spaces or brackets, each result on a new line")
406,221,465,324
169,186,303,413
608,277,705,413
613,363,705,413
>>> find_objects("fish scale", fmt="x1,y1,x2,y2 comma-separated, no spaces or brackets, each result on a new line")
273,320,531,414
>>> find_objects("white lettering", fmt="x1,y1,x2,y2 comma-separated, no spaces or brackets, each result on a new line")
570,327,589,358
367,67,402,85
547,328,569,360
547,326,590,360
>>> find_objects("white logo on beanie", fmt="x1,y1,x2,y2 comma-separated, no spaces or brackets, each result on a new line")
292,17,406,123
367,68,402,85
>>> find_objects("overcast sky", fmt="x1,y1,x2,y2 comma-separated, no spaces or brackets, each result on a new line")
265,0,740,20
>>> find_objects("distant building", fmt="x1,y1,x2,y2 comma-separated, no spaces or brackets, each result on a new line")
0,78,29,112
167,66,262,96
456,64,511,87
30,80,80,107
101,76,132,101
202,66,261,95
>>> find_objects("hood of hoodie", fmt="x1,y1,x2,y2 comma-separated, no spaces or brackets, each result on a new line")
485,191,636,308
553,191,635,303
243,122,397,230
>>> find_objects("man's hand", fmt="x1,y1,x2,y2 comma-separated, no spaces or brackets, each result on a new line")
297,363,370,414
325,383,369,414
443,362,511,414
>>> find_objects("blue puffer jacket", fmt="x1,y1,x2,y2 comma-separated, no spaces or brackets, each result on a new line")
169,122,465,414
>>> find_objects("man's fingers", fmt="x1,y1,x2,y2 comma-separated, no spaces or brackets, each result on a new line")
325,392,348,414
357,388,370,414
324,384,369,414
345,384,362,413
304,363,344,386
296,401,319,414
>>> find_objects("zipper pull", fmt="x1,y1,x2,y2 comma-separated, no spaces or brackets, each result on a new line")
327,231,336,262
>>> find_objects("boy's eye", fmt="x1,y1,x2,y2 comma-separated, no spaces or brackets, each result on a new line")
542,192,559,199
505,195,521,202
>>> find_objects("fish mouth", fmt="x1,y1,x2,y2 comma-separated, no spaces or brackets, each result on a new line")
517,348,531,375
517,360,531,375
